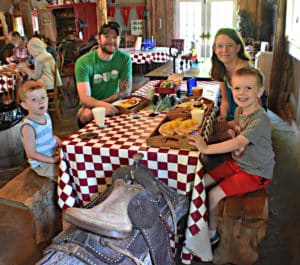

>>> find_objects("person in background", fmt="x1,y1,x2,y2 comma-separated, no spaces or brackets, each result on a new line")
188,66,275,245
17,37,62,91
6,31,29,63
27,33,57,65
75,21,132,128
19,80,61,182
0,43,14,64
38,34,57,60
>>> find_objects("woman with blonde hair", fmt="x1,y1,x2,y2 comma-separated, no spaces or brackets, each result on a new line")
17,37,62,90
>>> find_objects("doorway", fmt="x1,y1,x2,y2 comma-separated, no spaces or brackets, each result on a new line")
174,0,237,57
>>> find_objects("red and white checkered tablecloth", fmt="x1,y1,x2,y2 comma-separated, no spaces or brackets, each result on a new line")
57,81,215,263
121,47,175,64
0,72,18,93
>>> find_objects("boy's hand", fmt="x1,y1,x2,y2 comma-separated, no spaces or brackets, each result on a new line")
53,155,60,164
188,132,207,152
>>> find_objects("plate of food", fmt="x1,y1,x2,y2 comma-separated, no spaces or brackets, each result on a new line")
174,119,199,136
158,118,183,137
113,97,141,109
158,118,199,137
174,100,208,111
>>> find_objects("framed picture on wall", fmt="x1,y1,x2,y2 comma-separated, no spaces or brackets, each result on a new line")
131,20,143,36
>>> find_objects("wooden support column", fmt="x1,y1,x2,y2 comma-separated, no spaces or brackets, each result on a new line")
145,0,152,39
268,0,287,113
19,0,33,39
96,0,107,32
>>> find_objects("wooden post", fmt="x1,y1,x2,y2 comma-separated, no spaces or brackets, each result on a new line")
0,12,8,42
19,0,34,39
96,0,107,32
268,0,287,113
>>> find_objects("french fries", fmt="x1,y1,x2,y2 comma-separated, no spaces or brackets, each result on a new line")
159,118,199,137
117,97,138,108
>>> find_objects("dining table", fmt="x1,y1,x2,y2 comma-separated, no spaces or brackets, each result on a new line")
0,66,21,93
144,58,212,81
120,47,177,64
57,80,219,264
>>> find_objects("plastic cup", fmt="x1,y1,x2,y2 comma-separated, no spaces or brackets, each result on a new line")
143,39,150,50
92,107,106,127
191,108,205,126
187,78,197,96
192,86,203,97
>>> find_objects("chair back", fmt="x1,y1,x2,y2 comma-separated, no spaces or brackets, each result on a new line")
0,69,26,130
0,69,22,103
90,45,98,51
171,39,184,54
123,35,137,48
47,57,63,119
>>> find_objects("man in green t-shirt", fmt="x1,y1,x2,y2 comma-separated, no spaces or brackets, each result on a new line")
75,22,132,127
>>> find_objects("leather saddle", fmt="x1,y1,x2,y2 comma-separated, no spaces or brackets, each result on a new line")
38,153,189,265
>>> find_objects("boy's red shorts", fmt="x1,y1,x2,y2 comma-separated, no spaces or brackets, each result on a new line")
208,160,271,196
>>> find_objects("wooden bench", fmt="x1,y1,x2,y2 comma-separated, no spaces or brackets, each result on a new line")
0,167,62,265
213,189,269,265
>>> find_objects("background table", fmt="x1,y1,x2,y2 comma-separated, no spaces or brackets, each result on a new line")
121,47,177,64
0,68,21,93
144,58,212,80
57,81,214,264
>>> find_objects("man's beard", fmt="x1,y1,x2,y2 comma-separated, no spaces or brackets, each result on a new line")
100,43,117,55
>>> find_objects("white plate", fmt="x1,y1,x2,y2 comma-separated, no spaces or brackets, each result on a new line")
113,97,141,109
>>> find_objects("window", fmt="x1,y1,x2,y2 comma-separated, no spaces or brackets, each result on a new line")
175,0,236,57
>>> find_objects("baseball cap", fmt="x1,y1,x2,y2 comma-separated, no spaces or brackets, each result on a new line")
99,22,121,36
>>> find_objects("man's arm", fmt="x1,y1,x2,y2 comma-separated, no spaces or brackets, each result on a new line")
104,77,132,103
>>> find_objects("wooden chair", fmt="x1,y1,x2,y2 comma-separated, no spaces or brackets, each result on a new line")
47,58,63,120
123,35,137,48
213,189,269,265
89,45,98,51
0,69,25,130
0,69,22,103
171,39,185,54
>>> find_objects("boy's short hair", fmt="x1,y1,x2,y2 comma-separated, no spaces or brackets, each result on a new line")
233,66,264,88
19,80,45,102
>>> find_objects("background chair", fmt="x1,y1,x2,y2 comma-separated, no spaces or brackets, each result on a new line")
47,58,64,120
0,69,25,130
123,35,137,48
171,39,185,54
